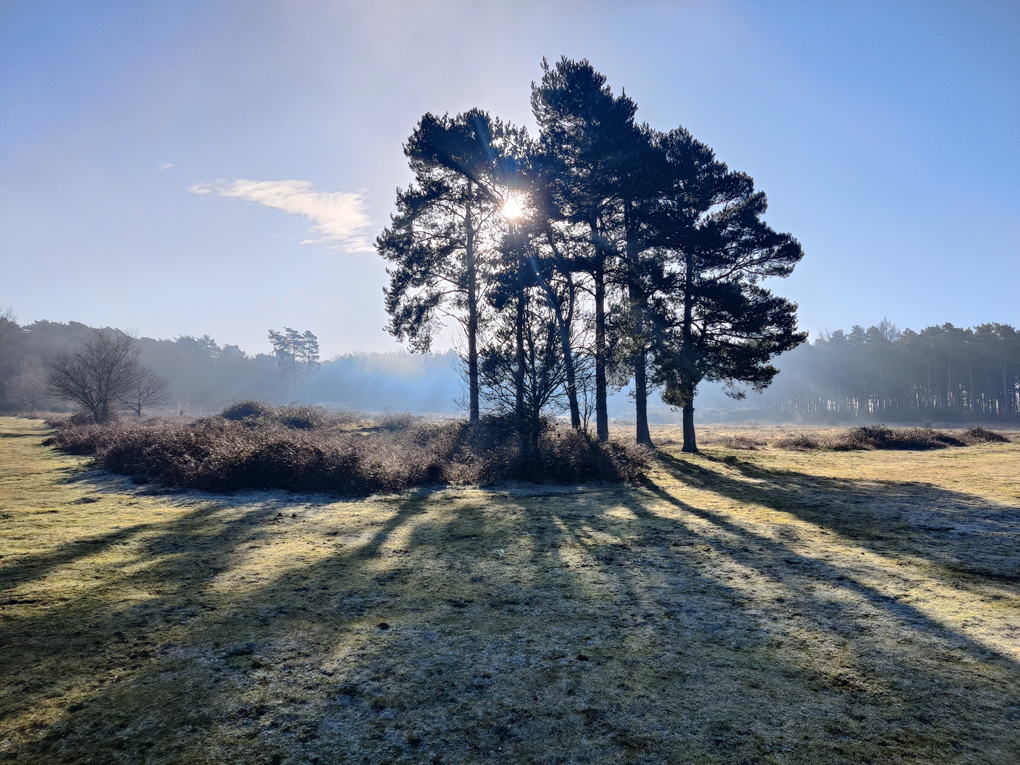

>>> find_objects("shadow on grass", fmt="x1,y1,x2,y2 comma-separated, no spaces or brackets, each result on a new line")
656,450,1020,585
637,472,1010,655
2,458,1019,763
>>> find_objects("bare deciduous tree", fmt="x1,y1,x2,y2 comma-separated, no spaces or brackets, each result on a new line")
121,368,171,417
48,331,149,422
10,358,49,412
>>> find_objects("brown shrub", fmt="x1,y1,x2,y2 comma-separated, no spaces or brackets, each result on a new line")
46,406,645,494
44,420,117,455
770,426,1002,452
832,426,964,451
221,401,365,430
717,435,765,450
375,410,418,431
220,400,276,421
961,427,1010,444
774,434,822,450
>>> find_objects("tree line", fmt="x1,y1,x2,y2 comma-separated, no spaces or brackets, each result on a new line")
0,313,325,421
378,57,805,451
755,321,1020,423
0,312,468,418
3,311,1014,426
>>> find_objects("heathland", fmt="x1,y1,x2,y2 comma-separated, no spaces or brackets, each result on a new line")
1,416,1019,763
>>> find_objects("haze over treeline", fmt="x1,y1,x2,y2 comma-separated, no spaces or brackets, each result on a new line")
0,315,460,416
718,321,1020,424
1,313,1016,424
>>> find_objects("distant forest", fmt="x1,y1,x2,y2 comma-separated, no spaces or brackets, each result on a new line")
746,321,1019,424
0,316,461,416
0,315,1016,424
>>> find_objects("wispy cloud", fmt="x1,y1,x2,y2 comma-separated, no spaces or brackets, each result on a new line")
159,163,174,171
189,179,372,252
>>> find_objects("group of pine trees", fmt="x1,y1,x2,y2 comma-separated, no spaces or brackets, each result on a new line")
268,328,321,387
378,57,805,451
760,321,1020,422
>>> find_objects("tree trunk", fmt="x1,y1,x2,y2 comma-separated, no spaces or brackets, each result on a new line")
926,361,932,415
679,253,696,453
594,264,608,441
967,359,974,414
562,337,581,429
634,350,651,445
681,402,697,453
515,251,526,431
947,355,953,413
539,231,581,429
530,392,541,456
464,192,480,423
624,206,651,446
1001,360,1010,417
539,295,581,428
586,215,610,442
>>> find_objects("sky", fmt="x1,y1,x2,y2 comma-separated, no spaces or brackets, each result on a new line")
2,0,1018,358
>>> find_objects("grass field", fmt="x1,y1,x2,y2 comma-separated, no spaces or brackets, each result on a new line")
2,416,1019,764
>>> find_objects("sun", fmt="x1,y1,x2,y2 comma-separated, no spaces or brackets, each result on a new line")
502,195,524,220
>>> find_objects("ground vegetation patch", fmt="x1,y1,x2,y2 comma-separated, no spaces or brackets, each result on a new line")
698,424,1015,452
2,417,1019,763
44,404,646,494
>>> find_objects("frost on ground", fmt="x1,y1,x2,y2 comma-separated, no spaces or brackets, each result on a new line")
1,417,1019,764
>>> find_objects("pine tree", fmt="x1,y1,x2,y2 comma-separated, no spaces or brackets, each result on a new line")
268,328,320,386
531,57,639,441
615,124,668,445
651,127,806,452
378,110,529,422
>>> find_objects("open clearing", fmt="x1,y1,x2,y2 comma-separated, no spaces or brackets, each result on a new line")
1,417,1019,764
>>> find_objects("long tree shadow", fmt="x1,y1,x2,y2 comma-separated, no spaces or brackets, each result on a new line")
656,450,1020,586
0,502,253,596
3,468,1020,763
635,476,1013,657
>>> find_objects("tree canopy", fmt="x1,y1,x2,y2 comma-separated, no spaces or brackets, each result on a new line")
378,110,530,422
379,57,807,447
649,126,806,451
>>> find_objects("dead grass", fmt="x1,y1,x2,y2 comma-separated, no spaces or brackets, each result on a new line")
698,432,767,450
2,417,1019,763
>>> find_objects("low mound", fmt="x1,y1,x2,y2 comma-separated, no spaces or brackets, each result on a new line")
46,405,646,494
773,425,1011,452
962,426,1011,444
832,426,965,451
774,434,822,450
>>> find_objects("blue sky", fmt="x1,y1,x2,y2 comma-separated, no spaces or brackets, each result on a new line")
2,0,1018,357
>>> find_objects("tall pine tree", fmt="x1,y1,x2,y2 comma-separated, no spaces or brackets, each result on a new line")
651,126,806,452
378,110,528,422
531,57,639,441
